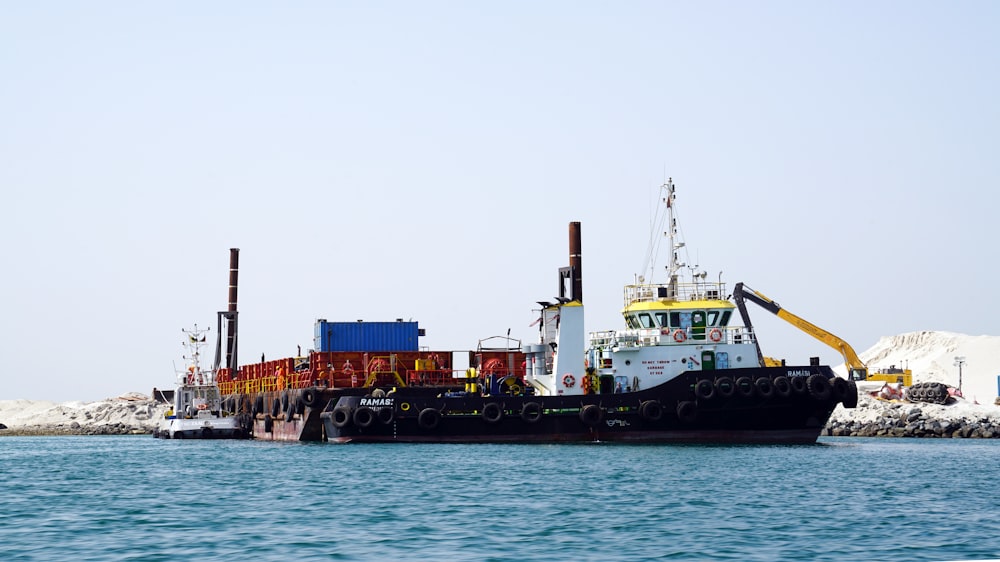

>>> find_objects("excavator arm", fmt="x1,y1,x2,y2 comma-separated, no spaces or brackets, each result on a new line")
732,282,868,381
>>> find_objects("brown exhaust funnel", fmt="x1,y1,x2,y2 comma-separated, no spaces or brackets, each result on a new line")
559,222,583,303
569,222,582,303
226,248,239,369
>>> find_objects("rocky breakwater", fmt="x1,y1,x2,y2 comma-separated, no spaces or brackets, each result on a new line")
0,393,169,436
824,393,1000,438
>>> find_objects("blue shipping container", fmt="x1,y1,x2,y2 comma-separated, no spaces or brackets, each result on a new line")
314,320,421,352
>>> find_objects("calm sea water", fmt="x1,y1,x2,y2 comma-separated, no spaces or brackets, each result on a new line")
1,436,998,561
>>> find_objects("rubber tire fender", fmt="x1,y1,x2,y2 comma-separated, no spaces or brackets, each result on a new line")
676,401,698,424
353,406,376,428
714,377,735,399
520,402,543,423
829,377,849,402
331,406,352,429
579,404,603,426
270,397,281,418
302,387,321,408
639,400,663,422
755,377,774,399
418,408,441,430
263,414,274,433
807,374,832,401
933,385,948,402
842,379,859,408
772,376,792,398
694,379,715,401
789,376,808,395
377,406,395,425
481,402,503,424
735,377,755,398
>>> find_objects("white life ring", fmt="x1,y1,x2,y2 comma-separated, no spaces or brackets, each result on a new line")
562,373,576,388
673,329,687,343
709,328,723,343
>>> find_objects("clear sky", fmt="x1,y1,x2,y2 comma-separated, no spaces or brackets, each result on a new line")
2,2,997,402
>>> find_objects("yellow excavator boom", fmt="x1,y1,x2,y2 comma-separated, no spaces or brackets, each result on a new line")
733,282,868,381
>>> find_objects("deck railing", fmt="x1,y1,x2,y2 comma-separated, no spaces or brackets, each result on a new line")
624,280,727,306
589,326,757,349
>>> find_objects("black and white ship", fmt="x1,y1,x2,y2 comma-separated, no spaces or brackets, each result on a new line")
322,179,857,444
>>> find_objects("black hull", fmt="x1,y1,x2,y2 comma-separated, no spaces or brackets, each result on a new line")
322,366,851,445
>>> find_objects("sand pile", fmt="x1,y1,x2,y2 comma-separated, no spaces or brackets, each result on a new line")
837,330,1000,405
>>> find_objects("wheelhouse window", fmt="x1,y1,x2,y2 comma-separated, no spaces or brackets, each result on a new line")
638,313,656,329
655,312,668,327
707,310,732,326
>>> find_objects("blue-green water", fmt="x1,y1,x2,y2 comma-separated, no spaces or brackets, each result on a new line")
1,436,998,561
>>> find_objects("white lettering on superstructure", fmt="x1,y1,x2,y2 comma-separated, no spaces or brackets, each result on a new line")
359,398,394,407
786,370,811,377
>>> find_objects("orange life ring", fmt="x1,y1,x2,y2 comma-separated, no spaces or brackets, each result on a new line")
709,328,723,343
673,329,687,343
562,373,576,387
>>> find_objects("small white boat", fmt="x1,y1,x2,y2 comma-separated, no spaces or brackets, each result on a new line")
154,325,249,439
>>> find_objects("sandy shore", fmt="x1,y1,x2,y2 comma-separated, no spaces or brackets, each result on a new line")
0,393,168,436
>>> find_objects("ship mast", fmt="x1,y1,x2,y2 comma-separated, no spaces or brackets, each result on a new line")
641,178,684,297
181,324,211,385
664,178,681,298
